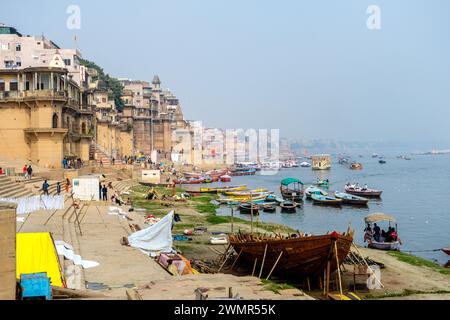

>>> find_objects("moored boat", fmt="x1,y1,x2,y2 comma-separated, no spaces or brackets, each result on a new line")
280,200,297,213
311,194,342,206
219,175,232,182
239,203,259,215
224,188,269,196
305,186,328,199
334,192,369,206
229,228,354,279
199,185,247,193
442,247,450,255
345,185,382,197
280,178,304,201
262,204,277,213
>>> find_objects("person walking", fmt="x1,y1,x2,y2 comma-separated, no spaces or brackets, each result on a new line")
56,182,61,195
23,164,28,179
102,185,108,201
65,177,70,193
42,180,49,195
26,165,33,180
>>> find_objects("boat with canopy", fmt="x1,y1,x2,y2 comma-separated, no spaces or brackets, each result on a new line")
280,178,304,201
364,213,401,251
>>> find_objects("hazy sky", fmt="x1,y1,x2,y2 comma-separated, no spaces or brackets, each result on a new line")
3,0,450,144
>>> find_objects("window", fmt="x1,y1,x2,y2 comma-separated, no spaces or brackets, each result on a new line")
4,60,14,68
9,80,18,91
102,98,106,103
16,43,21,51
52,114,59,128
64,59,71,66
0,79,4,91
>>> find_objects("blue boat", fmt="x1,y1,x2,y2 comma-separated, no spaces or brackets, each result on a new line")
305,186,328,199
334,192,369,206
311,194,342,206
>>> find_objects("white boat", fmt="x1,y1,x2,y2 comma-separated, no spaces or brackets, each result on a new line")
300,162,311,167
210,236,228,245
364,213,401,251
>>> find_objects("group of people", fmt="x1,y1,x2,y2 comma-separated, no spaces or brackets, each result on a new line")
364,223,398,243
22,164,33,179
346,182,368,190
62,158,83,169
41,178,70,195
99,183,131,206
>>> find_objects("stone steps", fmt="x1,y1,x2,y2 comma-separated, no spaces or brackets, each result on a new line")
0,175,35,198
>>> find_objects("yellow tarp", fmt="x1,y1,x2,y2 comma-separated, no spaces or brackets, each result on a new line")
16,232,64,287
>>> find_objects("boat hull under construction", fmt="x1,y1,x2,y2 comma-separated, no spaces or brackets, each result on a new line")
229,231,353,279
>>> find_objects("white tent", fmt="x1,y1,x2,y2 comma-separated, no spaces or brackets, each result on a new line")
128,211,174,253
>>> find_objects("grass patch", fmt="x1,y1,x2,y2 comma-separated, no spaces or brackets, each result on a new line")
387,251,450,275
194,202,219,214
364,289,450,299
261,279,296,294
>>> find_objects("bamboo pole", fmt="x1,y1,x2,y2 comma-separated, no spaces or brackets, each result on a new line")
325,260,331,296
266,251,283,280
231,206,234,234
258,243,268,278
306,277,311,291
334,241,343,298
351,242,384,288
217,246,232,272
250,193,253,234
252,258,258,277
230,248,243,270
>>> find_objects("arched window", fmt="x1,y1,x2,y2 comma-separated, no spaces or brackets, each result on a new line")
52,113,58,128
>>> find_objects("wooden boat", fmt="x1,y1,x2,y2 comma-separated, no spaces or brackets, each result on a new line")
219,175,232,182
441,247,450,255
345,185,382,197
305,186,328,199
350,162,363,170
216,195,267,204
311,194,342,206
224,188,269,196
280,201,297,213
379,159,386,164
174,178,204,184
199,185,247,193
334,192,369,206
364,213,401,251
265,194,284,203
311,154,331,170
229,229,354,279
280,178,304,201
239,203,259,215
262,204,276,213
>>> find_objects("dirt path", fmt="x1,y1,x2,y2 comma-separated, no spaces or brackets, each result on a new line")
357,247,450,299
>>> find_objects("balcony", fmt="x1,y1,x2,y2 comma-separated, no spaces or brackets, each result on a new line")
0,90,67,102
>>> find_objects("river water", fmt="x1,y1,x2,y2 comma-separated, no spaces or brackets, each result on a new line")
213,153,450,265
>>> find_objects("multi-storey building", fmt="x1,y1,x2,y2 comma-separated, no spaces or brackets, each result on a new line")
0,24,94,168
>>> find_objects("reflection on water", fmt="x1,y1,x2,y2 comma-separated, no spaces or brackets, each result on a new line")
214,154,450,264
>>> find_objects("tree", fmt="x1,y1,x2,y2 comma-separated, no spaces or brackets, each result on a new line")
80,58,124,112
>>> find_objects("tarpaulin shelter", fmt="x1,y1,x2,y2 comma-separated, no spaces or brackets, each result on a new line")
16,232,65,287
128,211,174,253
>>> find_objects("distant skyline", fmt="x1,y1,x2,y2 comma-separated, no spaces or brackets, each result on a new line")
3,0,450,146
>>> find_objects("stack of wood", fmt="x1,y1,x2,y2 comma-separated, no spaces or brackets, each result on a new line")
344,250,385,269
191,259,217,274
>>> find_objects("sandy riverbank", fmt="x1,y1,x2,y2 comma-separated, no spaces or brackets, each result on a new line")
16,177,450,300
